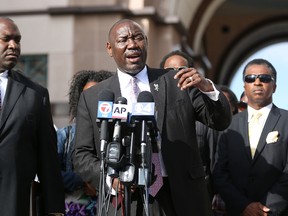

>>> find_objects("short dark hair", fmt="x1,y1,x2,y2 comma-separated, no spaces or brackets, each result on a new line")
218,85,239,115
159,50,194,69
69,70,113,121
242,58,277,83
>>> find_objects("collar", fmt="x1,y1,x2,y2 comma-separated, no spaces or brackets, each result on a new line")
0,70,8,78
247,103,272,121
117,66,149,88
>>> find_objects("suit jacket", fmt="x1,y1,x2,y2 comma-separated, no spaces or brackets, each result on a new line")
196,121,219,200
213,105,288,215
73,67,231,215
0,70,65,216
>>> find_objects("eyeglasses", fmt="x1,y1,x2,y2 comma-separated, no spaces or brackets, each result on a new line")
244,74,274,83
165,66,188,71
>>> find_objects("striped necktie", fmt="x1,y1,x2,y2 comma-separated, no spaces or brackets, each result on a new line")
149,152,163,197
130,76,140,104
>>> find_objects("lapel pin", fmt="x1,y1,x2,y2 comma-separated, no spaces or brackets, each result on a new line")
154,84,159,91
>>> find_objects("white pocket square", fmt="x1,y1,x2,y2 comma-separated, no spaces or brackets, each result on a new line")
266,131,279,144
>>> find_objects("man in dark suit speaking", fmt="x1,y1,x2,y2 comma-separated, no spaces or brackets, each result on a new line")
73,19,231,215
213,59,288,215
0,17,64,215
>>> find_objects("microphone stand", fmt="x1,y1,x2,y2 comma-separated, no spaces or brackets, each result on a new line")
122,124,136,216
140,120,151,216
97,120,109,216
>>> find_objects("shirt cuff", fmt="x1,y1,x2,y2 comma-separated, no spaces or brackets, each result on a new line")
106,176,116,195
199,79,219,101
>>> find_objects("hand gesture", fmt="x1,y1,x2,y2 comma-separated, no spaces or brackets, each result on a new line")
174,67,213,92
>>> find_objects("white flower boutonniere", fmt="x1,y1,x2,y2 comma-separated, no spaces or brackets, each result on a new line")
266,131,279,144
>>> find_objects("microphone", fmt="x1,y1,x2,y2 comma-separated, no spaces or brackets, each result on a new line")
106,97,128,177
131,91,158,186
111,97,128,142
97,89,114,153
131,91,158,139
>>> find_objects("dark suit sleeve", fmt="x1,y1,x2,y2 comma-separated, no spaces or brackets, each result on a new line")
213,131,251,213
73,92,101,188
37,89,65,214
191,88,231,131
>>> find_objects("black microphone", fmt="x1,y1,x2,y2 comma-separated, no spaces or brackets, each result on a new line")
131,91,158,186
96,89,114,153
106,97,128,177
111,97,128,142
131,91,158,141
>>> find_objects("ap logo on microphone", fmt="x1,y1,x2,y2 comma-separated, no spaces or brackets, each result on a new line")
97,101,113,118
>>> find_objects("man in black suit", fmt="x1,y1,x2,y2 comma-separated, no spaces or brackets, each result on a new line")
0,17,64,215
213,58,288,215
73,19,231,215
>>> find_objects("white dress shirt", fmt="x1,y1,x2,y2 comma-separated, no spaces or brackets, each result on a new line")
117,66,150,111
0,70,9,108
247,104,272,131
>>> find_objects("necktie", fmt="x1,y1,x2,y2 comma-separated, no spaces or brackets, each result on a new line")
129,76,163,196
249,111,263,158
130,76,141,104
149,153,163,197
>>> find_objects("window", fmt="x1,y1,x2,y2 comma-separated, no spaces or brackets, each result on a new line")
15,54,48,87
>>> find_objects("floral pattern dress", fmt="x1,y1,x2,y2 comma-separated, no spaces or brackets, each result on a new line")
57,124,97,216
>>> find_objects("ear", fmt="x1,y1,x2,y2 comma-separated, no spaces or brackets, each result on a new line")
145,36,148,48
273,83,277,93
106,42,112,57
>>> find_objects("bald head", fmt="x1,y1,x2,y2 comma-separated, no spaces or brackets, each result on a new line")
108,19,144,42
106,19,148,75
0,17,21,71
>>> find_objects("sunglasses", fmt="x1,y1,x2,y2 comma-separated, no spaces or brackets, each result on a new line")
165,66,188,71
244,74,274,83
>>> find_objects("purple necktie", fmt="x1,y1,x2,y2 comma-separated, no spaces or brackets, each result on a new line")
149,153,163,197
130,76,140,103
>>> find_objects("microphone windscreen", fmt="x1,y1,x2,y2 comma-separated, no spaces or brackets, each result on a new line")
137,91,154,102
98,89,114,101
116,96,128,104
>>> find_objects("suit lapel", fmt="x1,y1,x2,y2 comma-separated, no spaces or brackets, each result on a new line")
240,111,253,160
0,75,25,131
147,68,166,132
253,105,280,162
106,74,121,100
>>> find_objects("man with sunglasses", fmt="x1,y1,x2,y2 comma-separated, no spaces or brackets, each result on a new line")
213,58,288,215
